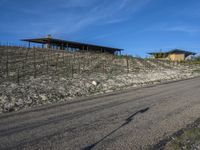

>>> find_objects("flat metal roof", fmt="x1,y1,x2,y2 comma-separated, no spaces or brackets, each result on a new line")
21,37,123,52
148,49,196,57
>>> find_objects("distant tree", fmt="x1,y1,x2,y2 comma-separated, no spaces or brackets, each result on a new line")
195,56,200,61
192,55,200,61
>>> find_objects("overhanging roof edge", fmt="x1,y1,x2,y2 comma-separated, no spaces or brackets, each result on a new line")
21,38,123,51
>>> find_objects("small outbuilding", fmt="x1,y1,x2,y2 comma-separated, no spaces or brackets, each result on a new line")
148,49,196,61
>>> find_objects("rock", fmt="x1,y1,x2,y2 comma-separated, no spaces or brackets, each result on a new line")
3,102,15,112
0,96,7,104
15,99,24,106
40,94,47,101
11,83,18,88
26,97,33,105
92,81,98,86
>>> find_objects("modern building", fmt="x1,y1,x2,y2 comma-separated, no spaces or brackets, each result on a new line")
21,35,123,55
148,49,196,61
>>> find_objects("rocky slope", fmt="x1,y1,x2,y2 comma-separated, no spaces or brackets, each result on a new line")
0,46,199,113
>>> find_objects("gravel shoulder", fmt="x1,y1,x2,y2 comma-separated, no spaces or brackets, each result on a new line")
153,117,200,150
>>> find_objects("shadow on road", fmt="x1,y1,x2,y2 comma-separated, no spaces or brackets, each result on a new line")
83,107,150,150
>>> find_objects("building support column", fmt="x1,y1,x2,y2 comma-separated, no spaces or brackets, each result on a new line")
61,43,64,50
82,46,84,52
66,43,69,51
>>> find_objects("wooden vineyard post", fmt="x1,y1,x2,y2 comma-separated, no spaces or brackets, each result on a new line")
33,48,36,78
126,56,129,74
71,56,74,78
17,68,20,84
47,50,49,74
6,48,9,77
56,53,59,74
78,53,81,75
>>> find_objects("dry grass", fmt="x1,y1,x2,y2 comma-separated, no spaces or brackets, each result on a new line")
164,128,200,150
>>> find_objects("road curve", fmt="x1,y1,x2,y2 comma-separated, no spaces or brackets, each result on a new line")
0,77,200,150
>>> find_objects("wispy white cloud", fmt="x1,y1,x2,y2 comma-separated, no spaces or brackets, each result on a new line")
147,23,200,34
119,0,130,9
59,0,97,8
91,34,114,40
164,26,200,33
103,18,127,25
54,0,152,35
0,0,152,37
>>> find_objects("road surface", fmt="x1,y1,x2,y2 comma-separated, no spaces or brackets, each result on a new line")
0,77,200,150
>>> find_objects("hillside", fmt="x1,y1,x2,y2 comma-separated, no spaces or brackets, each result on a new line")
0,46,199,113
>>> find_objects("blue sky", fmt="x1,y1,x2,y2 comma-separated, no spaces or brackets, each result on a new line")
0,0,200,56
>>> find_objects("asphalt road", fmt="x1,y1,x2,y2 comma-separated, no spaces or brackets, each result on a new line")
1,77,200,150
